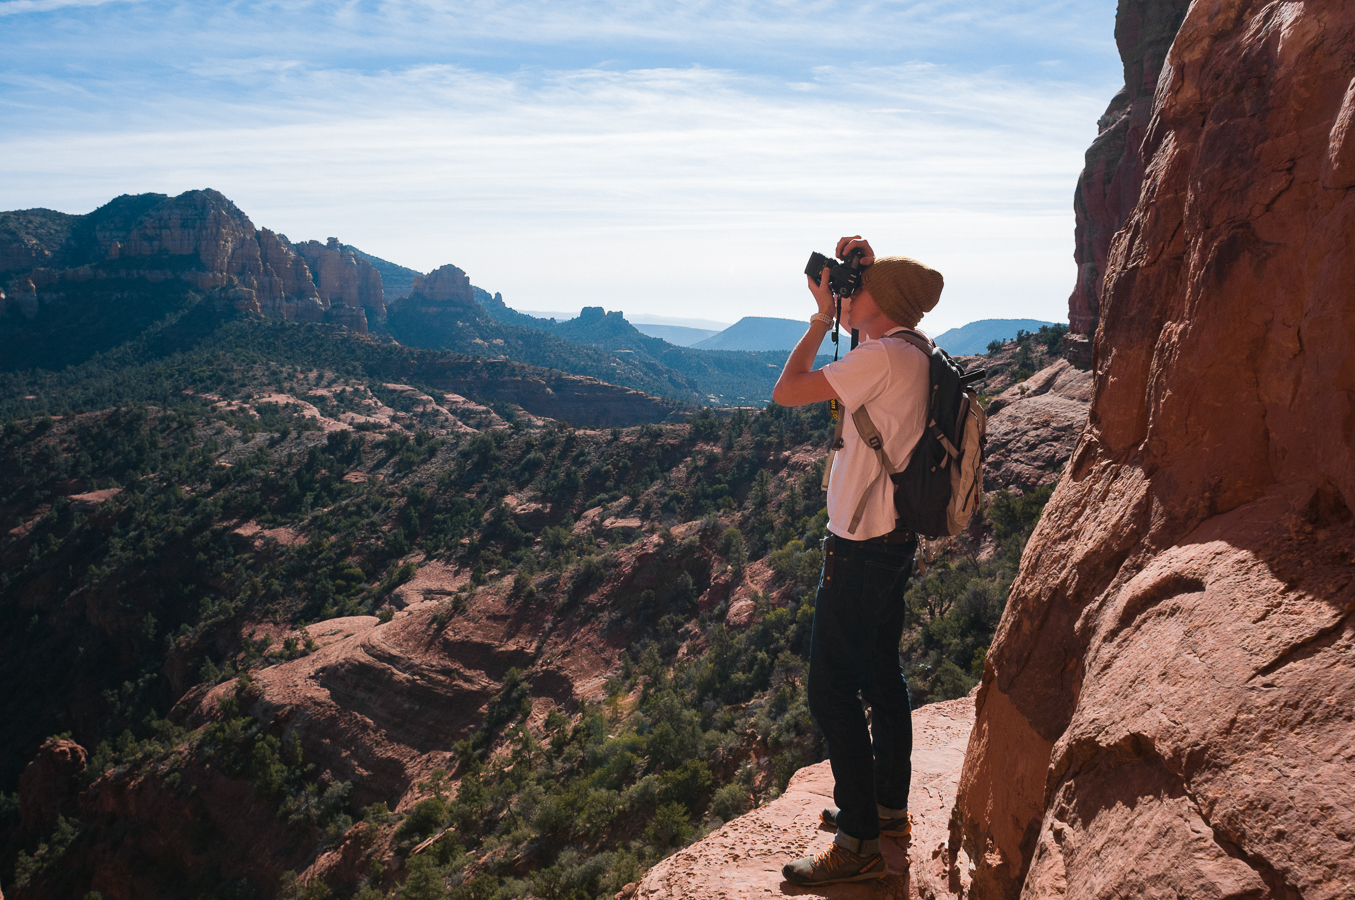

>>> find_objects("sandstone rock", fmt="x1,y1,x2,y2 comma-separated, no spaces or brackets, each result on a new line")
408,264,474,308
77,756,318,899
634,695,975,900
18,737,87,832
982,360,1093,494
424,366,680,428
296,237,386,325
1,190,345,331
67,488,124,513
955,2,1355,898
1066,0,1190,336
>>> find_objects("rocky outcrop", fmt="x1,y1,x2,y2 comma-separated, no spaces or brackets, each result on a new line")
982,360,1093,494
296,237,386,331
955,3,1355,898
634,695,975,900
0,209,78,275
1066,0,1190,338
0,191,386,338
405,263,476,309
413,357,684,427
17,738,87,832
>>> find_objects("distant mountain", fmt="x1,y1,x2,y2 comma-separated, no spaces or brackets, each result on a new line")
693,316,834,355
933,318,1063,356
473,295,828,404
631,323,718,346
628,312,732,331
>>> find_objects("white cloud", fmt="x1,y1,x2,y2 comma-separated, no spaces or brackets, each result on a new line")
1,1,1122,330
0,61,1101,330
0,0,132,15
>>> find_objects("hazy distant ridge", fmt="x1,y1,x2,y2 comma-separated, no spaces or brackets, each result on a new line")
933,318,1062,355
694,316,833,354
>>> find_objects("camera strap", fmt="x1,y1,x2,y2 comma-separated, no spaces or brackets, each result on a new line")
823,297,844,493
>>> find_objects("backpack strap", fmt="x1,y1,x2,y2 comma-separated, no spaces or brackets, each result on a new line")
845,406,896,534
837,329,937,534
884,329,963,462
884,327,935,357
821,410,846,492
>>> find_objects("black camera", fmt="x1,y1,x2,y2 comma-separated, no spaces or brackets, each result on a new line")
804,247,866,298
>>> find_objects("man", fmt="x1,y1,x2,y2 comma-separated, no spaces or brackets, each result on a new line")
771,235,943,885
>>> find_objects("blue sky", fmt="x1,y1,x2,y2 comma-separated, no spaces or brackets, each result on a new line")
0,0,1123,332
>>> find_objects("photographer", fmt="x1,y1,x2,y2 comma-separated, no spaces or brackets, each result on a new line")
772,236,943,885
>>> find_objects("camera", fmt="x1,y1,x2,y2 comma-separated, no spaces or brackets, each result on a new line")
804,247,866,298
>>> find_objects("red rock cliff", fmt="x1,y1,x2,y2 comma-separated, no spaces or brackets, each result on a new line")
1066,0,1190,340
956,2,1355,898
296,237,386,331
0,191,389,332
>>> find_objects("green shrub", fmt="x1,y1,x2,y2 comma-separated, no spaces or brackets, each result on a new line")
710,783,750,821
645,801,691,847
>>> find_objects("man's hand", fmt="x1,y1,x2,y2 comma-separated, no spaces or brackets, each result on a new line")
807,266,836,318
835,235,876,266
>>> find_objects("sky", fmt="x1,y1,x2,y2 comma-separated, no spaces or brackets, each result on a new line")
0,0,1123,333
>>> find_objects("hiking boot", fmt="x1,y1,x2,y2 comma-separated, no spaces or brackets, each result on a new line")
820,806,912,838
782,841,886,885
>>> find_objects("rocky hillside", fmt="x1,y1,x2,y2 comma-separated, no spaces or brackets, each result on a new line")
0,295,1081,900
0,193,804,406
470,295,825,405
956,1,1355,898
0,191,387,367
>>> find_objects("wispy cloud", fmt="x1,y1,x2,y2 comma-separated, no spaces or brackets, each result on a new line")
0,0,133,16
0,0,1122,329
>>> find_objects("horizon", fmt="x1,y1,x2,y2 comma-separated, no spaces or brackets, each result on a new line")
1,0,1119,335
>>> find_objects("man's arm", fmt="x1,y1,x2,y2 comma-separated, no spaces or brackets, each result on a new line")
773,267,840,407
772,321,837,407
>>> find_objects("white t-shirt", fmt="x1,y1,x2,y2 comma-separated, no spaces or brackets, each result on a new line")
820,329,930,539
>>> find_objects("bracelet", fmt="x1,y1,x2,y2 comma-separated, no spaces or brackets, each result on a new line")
810,312,834,328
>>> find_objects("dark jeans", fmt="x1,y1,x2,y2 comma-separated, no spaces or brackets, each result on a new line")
808,532,916,843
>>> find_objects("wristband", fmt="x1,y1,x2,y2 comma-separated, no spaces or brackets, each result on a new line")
810,312,834,328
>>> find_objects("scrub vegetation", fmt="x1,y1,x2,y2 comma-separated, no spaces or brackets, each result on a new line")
0,314,1052,900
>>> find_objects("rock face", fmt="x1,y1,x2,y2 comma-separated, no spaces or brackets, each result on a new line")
296,237,386,331
634,695,975,900
1066,0,1190,338
407,263,475,308
0,191,387,338
18,738,87,832
982,359,1093,494
955,3,1355,899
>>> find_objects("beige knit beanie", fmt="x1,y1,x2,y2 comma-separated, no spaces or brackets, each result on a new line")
861,256,944,328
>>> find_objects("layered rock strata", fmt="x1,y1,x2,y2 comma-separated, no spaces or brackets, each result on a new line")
0,191,384,332
296,237,386,331
407,264,476,308
955,2,1355,898
1066,0,1190,340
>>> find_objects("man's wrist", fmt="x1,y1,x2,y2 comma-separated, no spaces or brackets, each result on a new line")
810,312,833,328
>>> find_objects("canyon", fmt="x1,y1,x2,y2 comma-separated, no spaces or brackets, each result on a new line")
5,0,1355,897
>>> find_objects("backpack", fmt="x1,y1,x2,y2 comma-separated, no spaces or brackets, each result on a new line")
823,329,987,538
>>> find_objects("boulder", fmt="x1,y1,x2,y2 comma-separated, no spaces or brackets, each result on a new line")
983,359,1094,493
954,2,1355,898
